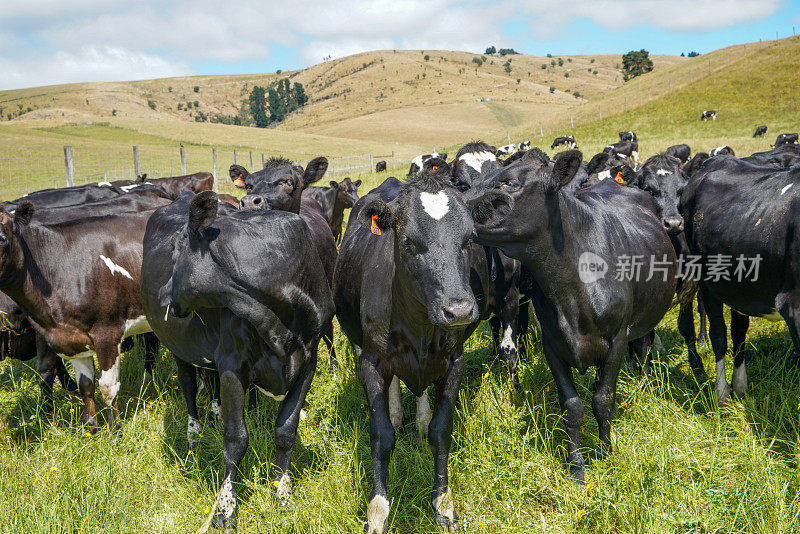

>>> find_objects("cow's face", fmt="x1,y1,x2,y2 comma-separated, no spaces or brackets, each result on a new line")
633,156,686,235
451,149,500,192
331,177,361,208
0,203,33,286
235,156,328,213
363,166,478,327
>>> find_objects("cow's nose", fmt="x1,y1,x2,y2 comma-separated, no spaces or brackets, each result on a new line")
240,195,264,210
662,216,684,234
442,299,476,326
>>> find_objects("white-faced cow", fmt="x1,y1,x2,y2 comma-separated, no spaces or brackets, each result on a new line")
753,125,768,138
701,110,717,121
409,152,447,175
519,141,531,150
664,144,692,163
143,191,334,532
497,144,517,156
551,136,576,150
302,176,361,243
709,145,735,157
466,149,677,482
619,131,638,143
774,133,799,148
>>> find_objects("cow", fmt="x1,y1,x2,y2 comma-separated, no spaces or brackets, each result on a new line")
450,142,500,191
4,182,122,211
742,144,800,168
701,110,717,121
301,177,362,243
375,160,387,173
604,140,639,164
709,145,735,157
466,149,677,483
0,204,155,432
231,158,339,371
518,141,531,150
334,162,482,533
664,144,692,163
684,152,710,178
497,144,517,156
681,157,800,403
409,152,447,176
134,171,213,199
774,133,799,148
551,136,576,150
753,125,768,138
619,131,638,143
583,151,635,187
143,191,334,531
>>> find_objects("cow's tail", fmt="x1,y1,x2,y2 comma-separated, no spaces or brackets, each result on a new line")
672,278,698,309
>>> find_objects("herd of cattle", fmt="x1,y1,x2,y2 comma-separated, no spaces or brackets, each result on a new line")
1,127,799,532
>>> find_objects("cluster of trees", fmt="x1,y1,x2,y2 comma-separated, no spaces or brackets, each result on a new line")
622,49,654,81
249,79,308,127
682,51,701,57
484,46,518,56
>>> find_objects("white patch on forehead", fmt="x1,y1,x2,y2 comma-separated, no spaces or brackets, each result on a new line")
656,168,670,176
711,146,726,156
99,255,133,280
781,184,793,195
420,191,450,220
597,170,611,181
459,151,496,173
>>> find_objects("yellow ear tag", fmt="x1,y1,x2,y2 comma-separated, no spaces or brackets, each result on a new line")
615,171,624,184
370,214,382,236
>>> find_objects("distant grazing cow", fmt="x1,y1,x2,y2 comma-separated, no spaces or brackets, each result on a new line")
0,204,155,432
664,144,692,163
774,133,799,147
742,144,800,168
143,191,334,531
518,141,531,150
619,131,638,143
701,110,717,121
551,135,576,150
753,125,768,138
497,144,517,156
375,160,387,172
604,140,639,163
4,182,121,211
335,162,481,532
467,149,677,482
709,145,735,157
302,177,362,242
409,152,447,175
135,172,213,199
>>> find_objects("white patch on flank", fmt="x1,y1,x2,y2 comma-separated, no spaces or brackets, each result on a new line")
99,255,133,280
597,170,611,181
781,184,793,195
500,325,516,353
459,151,496,173
656,169,670,176
187,415,202,447
388,376,403,430
120,184,138,192
416,390,433,440
98,181,112,187
366,494,390,534
70,355,94,384
420,191,450,220
218,476,236,519
98,357,120,406
255,385,286,402
433,487,456,521
761,310,783,322
209,399,221,421
275,473,292,505
123,315,151,337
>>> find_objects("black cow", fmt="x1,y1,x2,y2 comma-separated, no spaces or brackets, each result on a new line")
742,144,800,168
709,145,735,157
375,160,387,172
409,152,447,175
774,133,799,147
582,151,635,187
619,131,638,143
701,110,717,121
334,164,482,532
681,157,800,403
4,182,122,210
683,152,710,178
604,140,639,163
467,149,677,482
301,177,362,243
135,172,214,199
665,144,691,163
143,191,333,531
551,136,576,150
753,125,768,138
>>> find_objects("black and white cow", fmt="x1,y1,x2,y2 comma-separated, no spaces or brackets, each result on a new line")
551,136,577,150
774,133,799,147
375,160,387,172
497,144,517,156
604,140,639,164
619,131,638,143
701,110,717,121
409,152,448,176
143,191,334,531
519,141,531,151
664,144,692,163
753,125,768,138
302,177,362,243
466,149,677,482
334,163,481,532
450,142,500,191
709,145,735,157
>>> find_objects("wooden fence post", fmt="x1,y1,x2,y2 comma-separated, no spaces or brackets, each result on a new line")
180,147,187,175
63,146,75,187
370,154,374,173
624,97,627,112
249,151,254,172
669,79,672,91
233,149,238,165
261,153,266,167
570,114,574,128
133,146,140,178
598,105,602,120
539,123,543,136
212,148,218,191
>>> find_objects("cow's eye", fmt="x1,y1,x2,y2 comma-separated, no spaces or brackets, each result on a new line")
400,236,417,254
0,235,6,244
500,179,520,191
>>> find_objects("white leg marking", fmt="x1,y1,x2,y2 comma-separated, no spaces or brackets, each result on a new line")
433,487,456,521
388,377,403,430
366,494,390,534
275,473,293,505
71,356,95,385
419,191,450,220
187,415,202,448
416,390,433,440
98,357,120,406
209,399,221,422
218,476,236,519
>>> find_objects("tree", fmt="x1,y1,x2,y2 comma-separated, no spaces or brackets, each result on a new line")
267,88,285,123
622,49,654,81
293,82,308,106
485,46,496,55
193,86,200,93
249,85,269,128
687,51,700,57
503,61,512,74
424,54,430,61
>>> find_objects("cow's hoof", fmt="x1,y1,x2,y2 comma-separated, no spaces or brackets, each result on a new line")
569,465,586,485
212,513,236,533
271,473,293,507
435,514,459,532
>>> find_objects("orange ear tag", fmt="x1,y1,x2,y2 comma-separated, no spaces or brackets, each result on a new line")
233,176,245,188
614,171,624,184
370,214,382,236
431,165,438,172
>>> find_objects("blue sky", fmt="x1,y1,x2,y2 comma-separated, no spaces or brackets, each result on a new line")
0,0,797,89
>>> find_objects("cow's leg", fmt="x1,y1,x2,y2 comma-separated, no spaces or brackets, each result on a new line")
592,332,625,462
271,348,317,506
96,340,122,433
730,310,750,398
71,355,98,432
141,332,159,384
323,319,338,376
779,297,800,365
415,389,433,443
175,358,202,450
200,368,221,425
678,299,707,379
53,349,78,393
702,289,730,404
34,337,59,416
361,354,395,534
489,315,501,356
516,301,531,360
499,291,521,385
214,369,249,532
697,293,709,345
543,342,585,483
428,351,465,532
387,376,403,430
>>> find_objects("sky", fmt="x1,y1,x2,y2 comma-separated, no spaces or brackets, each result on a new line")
0,0,798,90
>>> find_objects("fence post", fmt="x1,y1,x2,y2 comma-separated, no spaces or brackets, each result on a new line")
261,153,266,167
624,97,627,112
507,131,511,144
234,149,238,165
648,88,651,99
669,79,672,91
690,70,692,82
370,154,374,173
63,146,75,187
744,44,747,56
249,151,254,172
212,148,218,191
708,60,711,74
598,105,602,120
570,114,574,128
539,123,543,136
133,146,141,178
180,147,187,175
392,151,395,169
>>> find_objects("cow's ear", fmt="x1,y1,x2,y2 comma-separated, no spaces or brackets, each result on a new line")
13,201,34,228
303,156,328,188
586,152,611,175
188,191,218,235
550,150,583,189
136,174,147,184
469,191,512,226
354,179,362,187
229,164,249,181
360,199,396,233
329,180,339,189
439,153,448,161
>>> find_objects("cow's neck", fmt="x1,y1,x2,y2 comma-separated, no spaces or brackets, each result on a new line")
1,232,58,330
329,196,347,235
319,188,337,221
